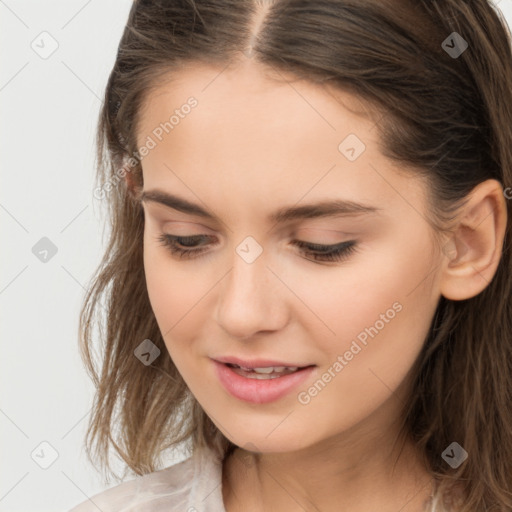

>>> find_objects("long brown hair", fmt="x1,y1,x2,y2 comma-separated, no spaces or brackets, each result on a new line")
80,1,512,509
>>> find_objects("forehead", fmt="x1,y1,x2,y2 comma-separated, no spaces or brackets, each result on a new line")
135,60,427,221
136,59,378,147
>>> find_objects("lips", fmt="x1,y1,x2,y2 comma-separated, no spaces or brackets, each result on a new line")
212,360,316,404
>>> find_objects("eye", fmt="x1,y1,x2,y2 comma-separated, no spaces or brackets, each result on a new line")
156,234,213,259
156,233,358,263
291,239,358,263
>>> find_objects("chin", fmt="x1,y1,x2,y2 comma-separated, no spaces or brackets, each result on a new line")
218,425,313,454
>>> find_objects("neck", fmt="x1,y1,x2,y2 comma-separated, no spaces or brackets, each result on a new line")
222,386,434,512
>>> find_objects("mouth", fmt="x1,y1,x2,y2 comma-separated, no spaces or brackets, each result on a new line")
224,362,313,379
212,359,317,404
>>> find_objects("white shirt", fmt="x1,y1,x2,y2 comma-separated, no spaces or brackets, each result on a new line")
68,446,227,512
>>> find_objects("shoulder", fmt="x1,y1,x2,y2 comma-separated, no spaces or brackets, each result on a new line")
67,447,225,512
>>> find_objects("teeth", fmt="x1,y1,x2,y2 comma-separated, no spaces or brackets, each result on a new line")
245,373,282,380
229,364,301,378
252,367,274,374
236,365,299,373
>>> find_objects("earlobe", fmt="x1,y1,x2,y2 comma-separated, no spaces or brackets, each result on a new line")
439,179,508,301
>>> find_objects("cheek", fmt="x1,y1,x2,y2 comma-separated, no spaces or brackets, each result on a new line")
288,234,437,403
296,237,437,416
290,229,437,349
143,234,192,337
142,232,218,369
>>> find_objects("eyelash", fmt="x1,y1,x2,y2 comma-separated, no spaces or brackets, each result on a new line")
156,234,358,263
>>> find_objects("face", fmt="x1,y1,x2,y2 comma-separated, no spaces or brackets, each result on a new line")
137,58,444,453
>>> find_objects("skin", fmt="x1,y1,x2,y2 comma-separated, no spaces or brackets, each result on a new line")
133,56,507,512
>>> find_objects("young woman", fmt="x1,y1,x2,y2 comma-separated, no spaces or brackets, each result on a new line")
69,1,512,511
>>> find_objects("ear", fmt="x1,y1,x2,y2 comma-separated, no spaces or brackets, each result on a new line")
124,170,142,202
439,179,508,301
124,171,136,194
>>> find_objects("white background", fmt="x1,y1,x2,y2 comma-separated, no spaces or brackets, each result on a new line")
2,1,512,511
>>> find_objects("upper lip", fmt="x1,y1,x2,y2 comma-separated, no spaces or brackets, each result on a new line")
212,356,314,369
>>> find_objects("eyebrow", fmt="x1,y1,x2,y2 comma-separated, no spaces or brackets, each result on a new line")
140,189,382,223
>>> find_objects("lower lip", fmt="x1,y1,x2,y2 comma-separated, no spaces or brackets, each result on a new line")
213,360,316,404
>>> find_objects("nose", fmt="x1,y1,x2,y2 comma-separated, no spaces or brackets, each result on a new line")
214,246,289,339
